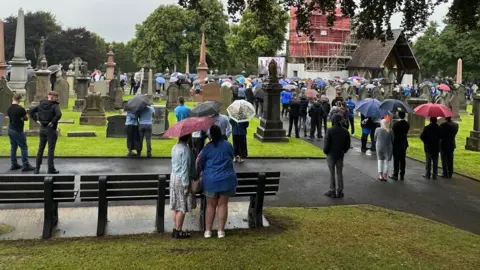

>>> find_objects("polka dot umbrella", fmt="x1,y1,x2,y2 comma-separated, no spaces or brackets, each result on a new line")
164,117,215,138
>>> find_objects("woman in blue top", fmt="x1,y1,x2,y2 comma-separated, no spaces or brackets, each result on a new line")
197,125,237,238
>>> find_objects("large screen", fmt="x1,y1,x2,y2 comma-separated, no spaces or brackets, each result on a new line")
258,57,285,76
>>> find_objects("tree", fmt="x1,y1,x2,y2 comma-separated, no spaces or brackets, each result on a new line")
179,0,479,41
4,11,61,68
412,22,441,78
225,0,289,74
131,0,229,73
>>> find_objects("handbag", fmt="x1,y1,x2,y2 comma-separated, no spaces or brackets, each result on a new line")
190,177,203,194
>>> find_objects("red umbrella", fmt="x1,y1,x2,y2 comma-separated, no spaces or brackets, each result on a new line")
414,103,455,118
439,83,451,92
164,117,215,138
306,89,318,98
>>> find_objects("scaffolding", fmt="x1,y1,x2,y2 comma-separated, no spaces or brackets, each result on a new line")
288,6,359,72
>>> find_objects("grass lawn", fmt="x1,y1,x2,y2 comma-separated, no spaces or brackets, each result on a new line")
0,98,324,158
0,205,478,269
353,105,480,180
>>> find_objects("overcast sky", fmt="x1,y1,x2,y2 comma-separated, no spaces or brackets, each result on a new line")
0,0,451,42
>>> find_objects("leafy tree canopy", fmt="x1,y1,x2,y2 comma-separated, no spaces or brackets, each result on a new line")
179,0,479,40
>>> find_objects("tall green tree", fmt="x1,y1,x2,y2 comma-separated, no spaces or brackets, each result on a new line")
4,11,61,68
180,0,479,41
225,0,288,74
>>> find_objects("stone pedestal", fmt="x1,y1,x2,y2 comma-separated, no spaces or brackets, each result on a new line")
407,98,428,137
80,93,107,126
465,95,480,151
254,73,288,142
66,64,75,98
8,9,28,94
73,77,89,111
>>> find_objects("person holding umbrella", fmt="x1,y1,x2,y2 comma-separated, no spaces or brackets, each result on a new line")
420,118,442,179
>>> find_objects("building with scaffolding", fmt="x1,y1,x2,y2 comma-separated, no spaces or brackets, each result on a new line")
287,5,358,79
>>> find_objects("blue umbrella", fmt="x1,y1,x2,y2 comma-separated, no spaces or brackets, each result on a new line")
355,98,388,118
189,73,197,79
236,76,246,84
379,99,413,113
156,77,165,84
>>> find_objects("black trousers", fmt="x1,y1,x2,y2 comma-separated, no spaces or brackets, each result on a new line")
321,117,328,137
281,104,289,117
192,137,205,159
310,119,322,139
348,116,355,135
36,126,58,169
232,135,248,158
425,152,439,178
288,116,299,137
392,147,407,177
361,132,375,150
441,149,454,177
126,125,141,152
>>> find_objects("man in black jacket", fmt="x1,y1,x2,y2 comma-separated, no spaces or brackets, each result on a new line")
440,117,459,178
308,100,323,140
29,91,62,174
320,98,330,137
420,117,441,179
288,93,301,138
323,114,351,198
299,95,309,137
390,112,410,181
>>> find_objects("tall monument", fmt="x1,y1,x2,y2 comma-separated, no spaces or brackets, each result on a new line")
197,31,208,83
456,58,463,84
105,45,115,81
0,17,7,78
185,55,190,75
8,8,29,94
254,60,288,142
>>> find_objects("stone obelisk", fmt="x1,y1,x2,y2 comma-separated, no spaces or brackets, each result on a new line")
105,45,115,81
456,58,463,84
0,17,7,78
197,31,208,84
8,8,29,94
185,55,190,75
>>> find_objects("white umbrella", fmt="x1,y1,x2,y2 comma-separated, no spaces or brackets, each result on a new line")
170,77,179,83
227,100,256,123
284,85,297,90
221,82,233,88
366,84,376,89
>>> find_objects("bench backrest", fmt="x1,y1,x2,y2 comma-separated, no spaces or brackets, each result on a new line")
0,175,76,204
80,172,280,201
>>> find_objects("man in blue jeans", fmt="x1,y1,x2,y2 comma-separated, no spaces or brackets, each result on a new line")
7,94,35,171
138,105,155,158
345,96,356,135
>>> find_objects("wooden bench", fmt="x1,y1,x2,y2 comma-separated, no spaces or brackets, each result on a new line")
79,172,280,236
0,174,76,239
80,174,167,236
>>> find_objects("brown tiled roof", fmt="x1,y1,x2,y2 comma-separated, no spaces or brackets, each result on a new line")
347,29,418,70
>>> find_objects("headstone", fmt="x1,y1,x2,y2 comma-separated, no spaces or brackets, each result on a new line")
106,115,126,138
465,95,480,151
359,87,369,100
220,86,233,115
456,85,467,112
0,76,14,114
202,83,221,102
59,119,74,124
114,87,124,110
254,59,288,142
24,77,36,107
152,105,169,136
74,76,89,112
420,85,431,101
66,63,76,98
80,93,107,126
166,84,180,111
93,81,107,96
325,86,336,103
407,98,428,137
54,78,69,109
101,95,115,111
372,87,384,101
179,84,192,102
67,131,97,137
449,93,461,121
8,9,29,94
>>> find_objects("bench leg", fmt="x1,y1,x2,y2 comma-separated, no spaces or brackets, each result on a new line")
155,176,166,233
248,173,266,228
42,177,54,239
97,176,108,237
200,195,206,231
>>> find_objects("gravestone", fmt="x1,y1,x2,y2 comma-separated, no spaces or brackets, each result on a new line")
325,86,336,103
407,98,428,137
179,84,192,102
114,87,124,110
220,86,233,115
93,81,107,96
24,77,36,107
102,79,115,111
74,63,89,111
450,94,461,121
66,63,76,98
80,93,107,126
152,105,169,136
166,84,180,111
54,78,69,109
420,85,431,101
359,87,369,101
106,115,126,138
465,95,480,151
67,131,96,137
372,87,384,101
456,85,467,112
202,83,221,102
0,77,14,114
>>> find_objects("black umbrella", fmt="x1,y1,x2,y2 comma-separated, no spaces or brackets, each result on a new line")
189,101,222,117
253,84,264,99
379,99,413,113
124,95,152,113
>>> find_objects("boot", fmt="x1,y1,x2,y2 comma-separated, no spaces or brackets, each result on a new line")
10,164,22,171
48,168,60,174
22,164,35,172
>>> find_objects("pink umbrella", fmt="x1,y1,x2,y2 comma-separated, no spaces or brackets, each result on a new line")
414,103,454,118
164,117,215,138
306,89,318,98
439,83,451,92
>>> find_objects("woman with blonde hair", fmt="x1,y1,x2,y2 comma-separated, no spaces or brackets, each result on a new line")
375,119,394,181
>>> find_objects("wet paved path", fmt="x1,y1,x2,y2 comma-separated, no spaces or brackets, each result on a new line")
1,146,480,234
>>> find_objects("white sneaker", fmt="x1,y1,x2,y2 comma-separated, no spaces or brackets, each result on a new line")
217,231,225,238
204,231,212,238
